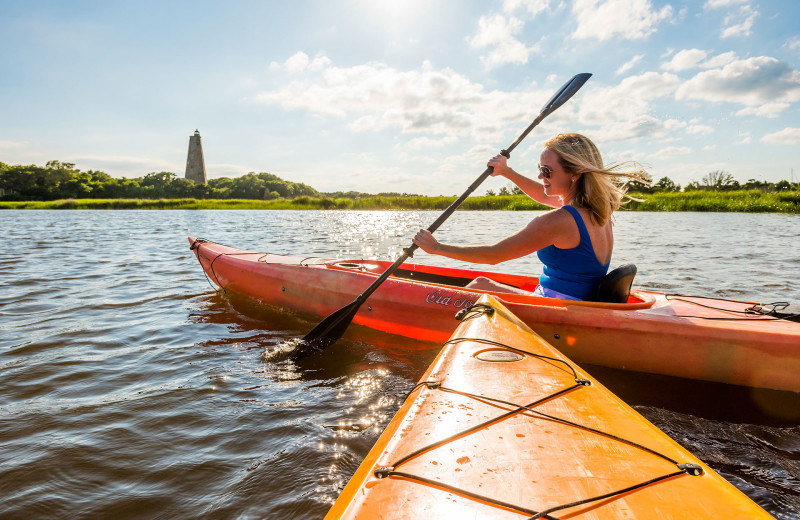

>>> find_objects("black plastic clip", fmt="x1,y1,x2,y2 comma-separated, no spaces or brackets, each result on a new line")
425,381,441,390
575,378,592,386
455,303,495,321
374,466,395,479
677,463,703,476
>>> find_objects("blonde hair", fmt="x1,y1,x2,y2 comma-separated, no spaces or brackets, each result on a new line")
544,133,649,226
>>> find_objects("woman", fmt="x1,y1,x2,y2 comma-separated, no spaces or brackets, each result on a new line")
412,133,648,301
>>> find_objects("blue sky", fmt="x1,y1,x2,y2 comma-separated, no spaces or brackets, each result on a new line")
1,0,799,195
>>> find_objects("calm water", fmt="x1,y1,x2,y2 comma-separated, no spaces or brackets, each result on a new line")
1,209,799,519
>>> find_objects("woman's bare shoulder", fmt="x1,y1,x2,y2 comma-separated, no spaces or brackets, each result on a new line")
525,207,577,234
525,207,580,248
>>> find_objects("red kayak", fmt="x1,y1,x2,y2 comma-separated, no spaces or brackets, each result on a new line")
189,237,800,393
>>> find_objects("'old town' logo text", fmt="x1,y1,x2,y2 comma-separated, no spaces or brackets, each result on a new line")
425,289,475,309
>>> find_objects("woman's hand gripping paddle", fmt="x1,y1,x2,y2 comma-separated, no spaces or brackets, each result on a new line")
291,73,592,360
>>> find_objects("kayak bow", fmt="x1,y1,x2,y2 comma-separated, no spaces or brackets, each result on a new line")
326,295,773,519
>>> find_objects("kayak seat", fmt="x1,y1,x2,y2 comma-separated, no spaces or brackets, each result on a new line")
594,264,637,303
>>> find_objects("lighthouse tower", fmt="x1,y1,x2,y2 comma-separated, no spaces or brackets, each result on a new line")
185,130,207,184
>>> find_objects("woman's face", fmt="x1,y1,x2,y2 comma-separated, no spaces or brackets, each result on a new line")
539,148,576,201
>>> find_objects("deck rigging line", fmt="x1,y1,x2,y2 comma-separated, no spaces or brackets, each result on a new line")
665,293,800,322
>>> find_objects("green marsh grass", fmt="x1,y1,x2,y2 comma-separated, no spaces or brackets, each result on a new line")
1,190,797,213
625,190,800,213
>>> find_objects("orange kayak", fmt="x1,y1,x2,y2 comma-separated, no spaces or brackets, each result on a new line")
326,295,773,519
188,237,800,392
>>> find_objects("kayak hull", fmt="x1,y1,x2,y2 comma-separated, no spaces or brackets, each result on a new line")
189,237,800,392
326,295,773,519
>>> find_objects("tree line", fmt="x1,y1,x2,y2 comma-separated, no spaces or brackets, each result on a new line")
0,160,796,202
485,170,798,196
623,171,797,193
0,161,319,201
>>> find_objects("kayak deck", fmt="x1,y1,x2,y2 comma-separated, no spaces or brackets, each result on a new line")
326,296,773,519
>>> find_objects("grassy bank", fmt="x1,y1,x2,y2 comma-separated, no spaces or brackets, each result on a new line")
1,190,798,212
625,190,800,213
0,195,549,211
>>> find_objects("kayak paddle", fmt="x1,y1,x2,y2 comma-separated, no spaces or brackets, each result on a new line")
291,72,592,359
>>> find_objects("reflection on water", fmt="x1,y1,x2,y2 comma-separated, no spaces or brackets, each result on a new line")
0,210,798,518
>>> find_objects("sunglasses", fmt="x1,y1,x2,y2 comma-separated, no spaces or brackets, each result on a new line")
538,164,553,179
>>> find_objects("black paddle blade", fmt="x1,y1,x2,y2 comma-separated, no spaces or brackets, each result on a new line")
291,301,360,359
539,72,592,117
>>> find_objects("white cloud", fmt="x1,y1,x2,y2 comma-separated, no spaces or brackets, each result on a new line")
617,54,644,75
579,72,681,127
701,51,737,68
284,52,309,73
735,103,790,118
787,37,800,53
571,0,673,41
405,135,459,149
720,6,757,38
704,0,749,8
274,51,331,74
308,55,332,71
250,56,551,142
661,49,738,72
503,0,550,17
653,146,692,159
761,127,800,145
675,56,800,107
590,115,685,143
662,49,709,71
686,124,714,135
469,14,535,68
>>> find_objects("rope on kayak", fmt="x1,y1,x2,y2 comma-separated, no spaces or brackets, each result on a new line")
375,381,588,479
373,322,705,518
190,237,260,294
525,469,692,520
665,294,800,322
445,337,584,382
190,238,222,291
375,373,703,518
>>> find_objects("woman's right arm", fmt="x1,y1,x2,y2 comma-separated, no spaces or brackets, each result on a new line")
412,210,569,265
488,154,562,208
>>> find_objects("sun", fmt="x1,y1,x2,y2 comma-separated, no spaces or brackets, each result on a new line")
361,0,428,30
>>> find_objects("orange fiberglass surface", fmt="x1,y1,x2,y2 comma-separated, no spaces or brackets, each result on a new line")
325,295,773,519
189,237,800,393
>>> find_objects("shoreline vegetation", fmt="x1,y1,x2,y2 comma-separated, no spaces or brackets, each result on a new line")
2,190,798,213
1,160,798,213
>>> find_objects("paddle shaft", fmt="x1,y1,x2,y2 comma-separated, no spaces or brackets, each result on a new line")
348,112,548,307
299,73,591,350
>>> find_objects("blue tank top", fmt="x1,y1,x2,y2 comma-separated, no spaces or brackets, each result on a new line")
536,205,610,300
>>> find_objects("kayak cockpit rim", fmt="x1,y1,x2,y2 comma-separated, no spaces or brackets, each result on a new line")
324,258,658,310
